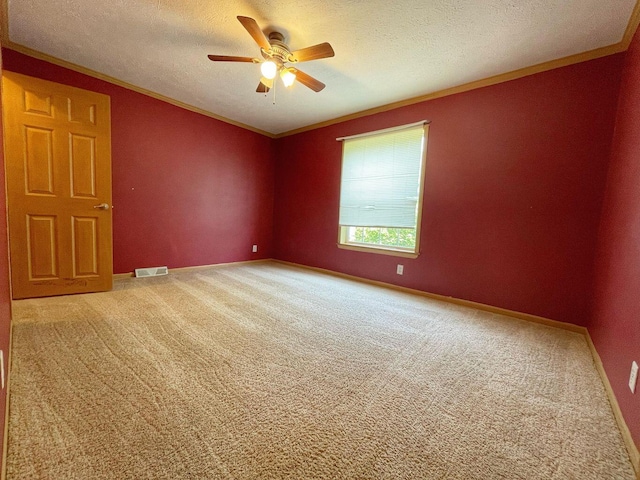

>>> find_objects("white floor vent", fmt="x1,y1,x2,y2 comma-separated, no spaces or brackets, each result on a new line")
134,266,169,278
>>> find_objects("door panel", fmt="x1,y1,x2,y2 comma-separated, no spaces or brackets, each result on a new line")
72,216,99,277
70,134,97,198
67,97,96,125
27,215,58,279
24,89,53,117
3,71,112,299
25,127,55,195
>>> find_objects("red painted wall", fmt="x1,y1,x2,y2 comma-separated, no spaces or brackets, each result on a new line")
590,28,640,448
2,48,274,274
0,44,12,466
273,55,624,326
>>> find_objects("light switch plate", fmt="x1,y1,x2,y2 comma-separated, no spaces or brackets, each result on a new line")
629,361,638,393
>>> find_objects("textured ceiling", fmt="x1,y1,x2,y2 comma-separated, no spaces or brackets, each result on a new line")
6,0,637,135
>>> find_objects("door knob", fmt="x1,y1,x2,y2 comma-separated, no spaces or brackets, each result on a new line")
93,203,110,210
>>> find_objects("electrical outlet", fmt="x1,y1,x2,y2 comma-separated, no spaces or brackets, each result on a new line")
396,264,404,275
252,245,258,253
629,361,638,393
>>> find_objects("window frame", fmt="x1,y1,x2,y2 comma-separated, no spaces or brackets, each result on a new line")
336,123,429,258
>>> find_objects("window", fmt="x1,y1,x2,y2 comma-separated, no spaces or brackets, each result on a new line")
337,122,428,258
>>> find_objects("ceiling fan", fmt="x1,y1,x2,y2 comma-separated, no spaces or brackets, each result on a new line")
208,16,334,93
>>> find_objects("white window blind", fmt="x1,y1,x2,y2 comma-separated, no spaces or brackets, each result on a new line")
338,124,425,228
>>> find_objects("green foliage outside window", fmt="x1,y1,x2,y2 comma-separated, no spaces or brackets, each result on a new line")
350,227,416,249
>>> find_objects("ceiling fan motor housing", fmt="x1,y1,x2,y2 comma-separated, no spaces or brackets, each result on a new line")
262,31,294,65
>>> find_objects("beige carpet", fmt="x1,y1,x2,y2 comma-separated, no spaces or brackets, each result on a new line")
6,261,635,479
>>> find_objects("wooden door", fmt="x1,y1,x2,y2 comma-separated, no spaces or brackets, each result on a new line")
2,71,113,299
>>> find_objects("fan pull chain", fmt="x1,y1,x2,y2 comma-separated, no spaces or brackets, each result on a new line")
272,76,277,105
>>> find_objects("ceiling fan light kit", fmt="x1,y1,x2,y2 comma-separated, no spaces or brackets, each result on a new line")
281,68,296,87
260,60,278,80
208,16,334,95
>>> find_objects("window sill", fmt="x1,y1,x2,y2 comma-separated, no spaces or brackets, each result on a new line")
337,243,420,259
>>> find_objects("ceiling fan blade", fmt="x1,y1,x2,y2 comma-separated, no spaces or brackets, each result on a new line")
291,68,326,92
290,42,335,63
256,77,273,93
208,55,257,62
237,16,271,51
